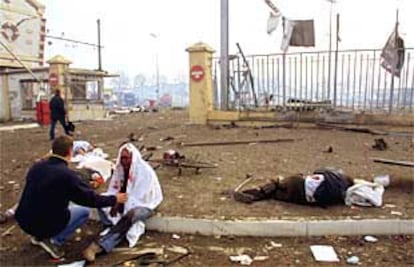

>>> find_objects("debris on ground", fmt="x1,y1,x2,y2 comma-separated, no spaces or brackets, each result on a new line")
1,225,16,237
179,138,295,147
310,245,340,262
172,234,181,240
372,138,388,151
324,146,334,153
229,254,253,266
346,255,360,265
363,236,378,243
57,260,86,267
371,157,414,168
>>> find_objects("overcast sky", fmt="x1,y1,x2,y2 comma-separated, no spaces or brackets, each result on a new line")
41,0,414,83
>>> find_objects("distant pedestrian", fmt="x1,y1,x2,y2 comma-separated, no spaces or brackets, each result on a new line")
49,89,70,140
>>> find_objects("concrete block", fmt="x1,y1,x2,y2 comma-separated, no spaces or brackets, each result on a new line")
399,220,414,235
212,220,306,237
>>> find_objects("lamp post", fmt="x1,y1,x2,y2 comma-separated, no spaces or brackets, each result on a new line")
150,33,160,102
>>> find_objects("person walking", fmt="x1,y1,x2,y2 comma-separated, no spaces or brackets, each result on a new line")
49,89,70,140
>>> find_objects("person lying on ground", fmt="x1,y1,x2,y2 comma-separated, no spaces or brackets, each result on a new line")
14,135,128,259
83,143,163,262
72,140,95,157
234,168,354,207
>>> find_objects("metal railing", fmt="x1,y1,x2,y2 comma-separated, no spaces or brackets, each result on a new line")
213,48,414,113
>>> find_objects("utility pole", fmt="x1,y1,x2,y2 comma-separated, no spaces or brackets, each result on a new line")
327,1,333,100
97,19,102,71
150,33,160,102
220,0,229,110
333,13,340,108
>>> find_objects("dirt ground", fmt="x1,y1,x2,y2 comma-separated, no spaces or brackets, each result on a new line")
0,109,413,266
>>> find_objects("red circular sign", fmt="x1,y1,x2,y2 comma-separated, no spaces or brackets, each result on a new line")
49,73,59,87
190,65,205,82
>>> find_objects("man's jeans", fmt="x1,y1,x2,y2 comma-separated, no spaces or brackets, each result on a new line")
51,205,90,246
97,207,152,253
49,117,69,140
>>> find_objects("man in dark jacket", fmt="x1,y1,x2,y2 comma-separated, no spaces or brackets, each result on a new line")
234,168,354,207
15,135,128,259
49,89,70,140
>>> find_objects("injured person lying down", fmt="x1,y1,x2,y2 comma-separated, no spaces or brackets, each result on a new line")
234,168,354,207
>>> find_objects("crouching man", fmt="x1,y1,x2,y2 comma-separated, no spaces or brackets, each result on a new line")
15,136,127,259
234,168,354,207
83,143,163,262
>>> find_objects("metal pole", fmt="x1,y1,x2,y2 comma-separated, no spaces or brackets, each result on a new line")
389,9,399,113
97,19,102,71
333,13,339,108
282,17,286,106
327,1,333,100
220,0,229,110
156,44,159,101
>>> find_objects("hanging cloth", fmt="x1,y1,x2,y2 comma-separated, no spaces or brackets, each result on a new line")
289,20,315,47
381,29,405,77
264,0,282,35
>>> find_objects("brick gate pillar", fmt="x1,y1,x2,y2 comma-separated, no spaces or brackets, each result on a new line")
46,55,72,103
186,43,215,124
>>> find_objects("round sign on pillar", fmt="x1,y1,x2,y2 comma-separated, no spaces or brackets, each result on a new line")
190,65,205,82
49,73,59,87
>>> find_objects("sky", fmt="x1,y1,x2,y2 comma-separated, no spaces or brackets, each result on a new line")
40,0,414,84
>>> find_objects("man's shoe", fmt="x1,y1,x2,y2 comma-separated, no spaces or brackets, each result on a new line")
233,191,254,204
83,242,103,262
35,239,65,259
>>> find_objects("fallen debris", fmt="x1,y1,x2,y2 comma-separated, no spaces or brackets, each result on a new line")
324,146,333,153
364,235,378,243
229,254,253,266
372,138,388,151
1,225,16,237
310,245,340,262
371,157,414,168
166,245,189,255
316,122,386,135
346,256,360,265
179,138,295,147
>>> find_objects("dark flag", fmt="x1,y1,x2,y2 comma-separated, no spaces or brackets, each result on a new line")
381,29,405,77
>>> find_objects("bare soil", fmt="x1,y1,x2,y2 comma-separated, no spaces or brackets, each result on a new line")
0,110,413,266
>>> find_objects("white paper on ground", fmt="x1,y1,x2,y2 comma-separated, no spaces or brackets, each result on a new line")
58,260,86,267
310,245,340,262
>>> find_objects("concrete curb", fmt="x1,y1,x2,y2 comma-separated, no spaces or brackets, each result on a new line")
89,210,413,236
145,217,414,237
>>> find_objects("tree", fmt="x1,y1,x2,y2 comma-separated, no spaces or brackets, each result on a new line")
110,70,130,90
133,74,146,89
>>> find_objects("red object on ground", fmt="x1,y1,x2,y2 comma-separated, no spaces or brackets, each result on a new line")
36,100,50,125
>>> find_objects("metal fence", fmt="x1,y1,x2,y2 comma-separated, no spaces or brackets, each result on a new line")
213,48,414,113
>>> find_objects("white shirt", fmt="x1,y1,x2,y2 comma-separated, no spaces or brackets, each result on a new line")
304,174,325,203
